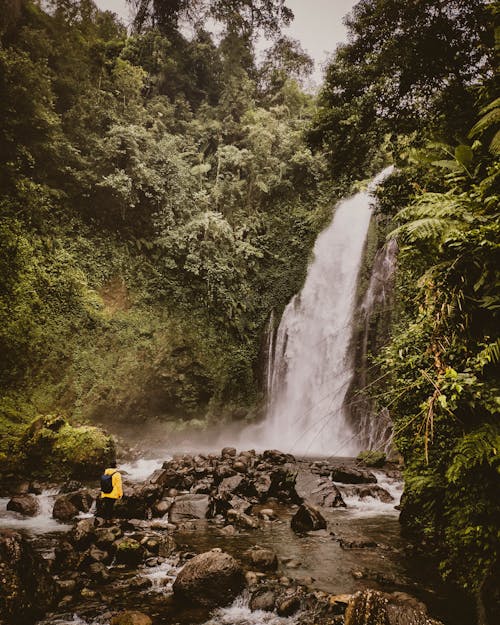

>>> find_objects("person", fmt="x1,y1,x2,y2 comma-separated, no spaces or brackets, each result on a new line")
99,460,122,523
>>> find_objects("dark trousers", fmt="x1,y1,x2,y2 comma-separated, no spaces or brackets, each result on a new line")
101,497,116,520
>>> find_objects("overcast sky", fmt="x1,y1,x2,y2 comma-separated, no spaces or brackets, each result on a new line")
93,0,358,85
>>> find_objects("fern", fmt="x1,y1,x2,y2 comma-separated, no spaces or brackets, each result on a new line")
468,97,500,155
446,424,500,483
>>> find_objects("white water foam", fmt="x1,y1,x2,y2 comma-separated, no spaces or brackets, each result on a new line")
338,470,403,518
0,489,71,533
142,557,180,592
120,456,168,482
204,593,299,625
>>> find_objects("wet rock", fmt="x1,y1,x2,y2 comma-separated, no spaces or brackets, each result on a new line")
250,588,276,612
157,535,176,557
309,479,346,508
226,509,259,529
254,473,272,499
114,538,144,566
87,546,109,563
88,561,110,584
170,494,210,523
221,447,237,458
28,481,43,495
258,508,276,519
340,483,394,502
344,589,444,625
68,490,94,512
52,495,79,522
220,524,237,535
54,540,82,571
263,449,294,464
228,495,252,514
55,578,77,595
173,550,245,608
291,503,327,533
71,518,96,548
6,494,40,517
243,546,278,571
110,611,152,625
338,537,377,549
0,529,55,624
329,465,377,484
59,480,84,494
95,525,122,548
114,483,162,519
277,594,301,616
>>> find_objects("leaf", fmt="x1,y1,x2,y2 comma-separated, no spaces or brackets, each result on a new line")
454,145,473,167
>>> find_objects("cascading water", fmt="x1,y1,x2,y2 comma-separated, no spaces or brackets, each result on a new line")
247,167,394,456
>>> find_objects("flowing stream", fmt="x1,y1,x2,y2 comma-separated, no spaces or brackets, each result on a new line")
245,167,394,455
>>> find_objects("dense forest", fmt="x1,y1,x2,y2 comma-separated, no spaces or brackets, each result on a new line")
0,0,499,623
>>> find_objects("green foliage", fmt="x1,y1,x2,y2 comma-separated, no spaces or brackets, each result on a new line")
356,450,386,468
374,100,500,598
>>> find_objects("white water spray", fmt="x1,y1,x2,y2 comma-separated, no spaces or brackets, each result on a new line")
246,167,394,456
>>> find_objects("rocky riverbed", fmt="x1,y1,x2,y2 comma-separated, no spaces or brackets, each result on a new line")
0,449,466,625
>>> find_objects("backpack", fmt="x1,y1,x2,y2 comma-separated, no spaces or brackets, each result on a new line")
100,470,116,494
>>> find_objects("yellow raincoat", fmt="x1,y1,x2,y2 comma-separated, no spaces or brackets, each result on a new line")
101,468,123,499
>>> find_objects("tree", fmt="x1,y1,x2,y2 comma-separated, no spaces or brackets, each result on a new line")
309,0,495,177
130,0,293,38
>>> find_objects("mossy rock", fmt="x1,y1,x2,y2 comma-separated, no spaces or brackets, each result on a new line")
356,450,386,468
19,415,115,480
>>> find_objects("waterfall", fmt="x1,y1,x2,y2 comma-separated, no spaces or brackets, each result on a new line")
245,167,394,456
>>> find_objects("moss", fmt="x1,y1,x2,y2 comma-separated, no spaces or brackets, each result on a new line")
16,414,115,480
356,450,386,468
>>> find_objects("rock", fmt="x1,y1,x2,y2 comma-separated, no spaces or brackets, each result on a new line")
263,449,294,464
0,529,55,624
95,525,123,548
277,595,301,616
173,550,245,608
6,495,40,517
228,495,252,514
114,538,145,566
291,503,327,533
250,589,276,612
340,484,394,503
309,479,346,508
344,590,444,625
170,494,210,523
114,483,162,519
52,495,79,522
54,540,82,571
157,535,176,557
71,518,96,548
55,579,77,595
68,490,94,512
258,508,276,519
221,447,237,458
329,465,377,484
218,475,245,495
254,473,272,499
19,414,115,480
88,562,110,584
59,480,84,494
243,546,278,571
220,524,237,535
226,509,259,530
110,611,152,625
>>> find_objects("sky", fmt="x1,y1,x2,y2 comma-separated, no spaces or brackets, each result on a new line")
93,0,359,85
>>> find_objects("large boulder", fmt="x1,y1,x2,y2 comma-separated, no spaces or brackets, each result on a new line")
291,503,327,533
113,483,162,519
0,530,55,624
19,414,115,480
344,590,444,625
173,550,245,608
329,465,377,485
169,494,210,523
52,495,79,522
114,538,145,566
6,495,39,517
